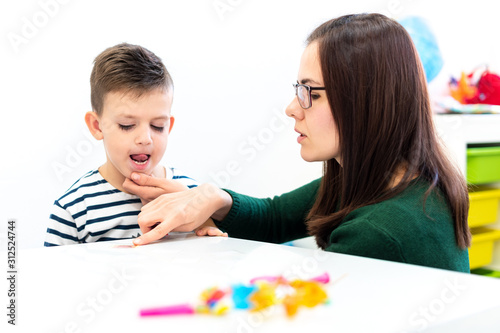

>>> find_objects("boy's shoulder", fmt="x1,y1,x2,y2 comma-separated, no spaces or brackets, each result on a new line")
56,169,110,204
167,166,198,188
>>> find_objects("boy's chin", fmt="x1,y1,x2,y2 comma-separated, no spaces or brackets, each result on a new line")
126,168,157,179
126,171,149,179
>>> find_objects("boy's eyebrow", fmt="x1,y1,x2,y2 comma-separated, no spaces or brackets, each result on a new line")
118,115,171,120
152,116,171,121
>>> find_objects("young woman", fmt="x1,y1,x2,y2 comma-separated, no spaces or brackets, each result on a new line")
126,13,471,272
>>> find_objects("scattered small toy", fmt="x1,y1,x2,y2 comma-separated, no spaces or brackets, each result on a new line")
140,272,332,319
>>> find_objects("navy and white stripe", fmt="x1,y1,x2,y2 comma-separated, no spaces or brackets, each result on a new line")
44,167,198,246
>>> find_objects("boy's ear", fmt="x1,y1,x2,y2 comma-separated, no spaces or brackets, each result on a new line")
168,116,175,134
85,111,104,140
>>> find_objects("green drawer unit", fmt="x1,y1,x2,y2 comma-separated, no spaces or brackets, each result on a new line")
467,146,500,185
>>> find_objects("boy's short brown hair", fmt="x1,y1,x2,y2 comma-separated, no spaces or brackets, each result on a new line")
90,43,173,115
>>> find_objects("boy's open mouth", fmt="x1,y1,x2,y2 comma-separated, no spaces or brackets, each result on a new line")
130,154,150,165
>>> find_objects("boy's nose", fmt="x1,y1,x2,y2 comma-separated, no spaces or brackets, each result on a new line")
136,127,152,145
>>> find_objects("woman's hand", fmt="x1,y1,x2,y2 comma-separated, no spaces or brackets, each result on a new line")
123,172,188,205
133,183,233,246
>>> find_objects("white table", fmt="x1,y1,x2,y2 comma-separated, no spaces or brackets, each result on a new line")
4,233,500,332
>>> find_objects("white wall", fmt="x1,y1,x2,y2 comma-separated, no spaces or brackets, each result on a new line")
1,0,499,249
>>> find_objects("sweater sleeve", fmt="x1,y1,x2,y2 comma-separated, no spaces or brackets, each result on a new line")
215,178,321,244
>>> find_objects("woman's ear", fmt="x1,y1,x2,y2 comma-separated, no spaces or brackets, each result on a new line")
85,111,104,140
168,116,175,134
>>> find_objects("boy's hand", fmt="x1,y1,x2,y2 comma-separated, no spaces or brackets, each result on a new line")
123,173,188,205
195,218,228,237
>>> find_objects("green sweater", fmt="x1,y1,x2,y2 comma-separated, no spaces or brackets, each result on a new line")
216,178,469,272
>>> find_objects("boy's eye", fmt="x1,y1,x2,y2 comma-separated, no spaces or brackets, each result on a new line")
119,124,134,131
151,125,164,132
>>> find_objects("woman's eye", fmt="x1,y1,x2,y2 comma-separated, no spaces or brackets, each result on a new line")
311,94,321,100
151,125,164,132
119,124,134,131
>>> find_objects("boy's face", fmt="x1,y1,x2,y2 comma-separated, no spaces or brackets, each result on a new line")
93,89,174,183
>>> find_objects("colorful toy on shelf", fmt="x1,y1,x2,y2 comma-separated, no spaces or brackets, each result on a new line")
450,69,500,106
449,72,477,104
139,272,333,319
465,70,500,105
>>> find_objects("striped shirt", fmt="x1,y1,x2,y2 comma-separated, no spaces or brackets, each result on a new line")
44,167,197,246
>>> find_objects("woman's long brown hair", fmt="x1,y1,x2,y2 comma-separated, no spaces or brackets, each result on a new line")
306,14,471,249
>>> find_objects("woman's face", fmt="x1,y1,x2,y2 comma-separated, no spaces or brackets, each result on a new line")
285,42,340,163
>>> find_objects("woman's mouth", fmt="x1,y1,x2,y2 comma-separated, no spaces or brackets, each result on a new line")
295,129,307,143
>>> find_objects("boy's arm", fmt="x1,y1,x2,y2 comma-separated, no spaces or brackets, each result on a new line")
44,200,80,246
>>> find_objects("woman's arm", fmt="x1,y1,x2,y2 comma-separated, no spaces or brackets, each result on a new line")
128,173,321,246
214,178,321,244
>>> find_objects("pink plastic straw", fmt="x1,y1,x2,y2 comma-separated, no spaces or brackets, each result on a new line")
249,272,330,284
140,303,195,317
309,272,330,284
249,275,280,284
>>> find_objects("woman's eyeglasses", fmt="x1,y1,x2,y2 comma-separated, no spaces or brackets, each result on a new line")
293,83,325,109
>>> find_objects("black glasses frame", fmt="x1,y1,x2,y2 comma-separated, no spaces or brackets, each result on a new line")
293,83,326,109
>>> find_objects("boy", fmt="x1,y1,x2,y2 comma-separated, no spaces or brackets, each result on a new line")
44,43,197,246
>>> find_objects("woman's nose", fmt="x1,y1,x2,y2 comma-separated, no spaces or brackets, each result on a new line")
285,96,304,120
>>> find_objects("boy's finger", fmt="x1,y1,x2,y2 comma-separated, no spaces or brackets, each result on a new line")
196,226,228,237
207,227,228,237
195,226,209,236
